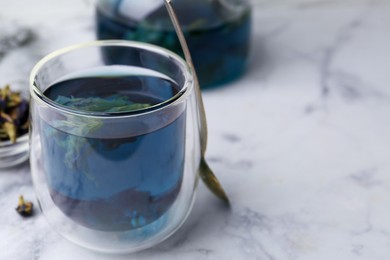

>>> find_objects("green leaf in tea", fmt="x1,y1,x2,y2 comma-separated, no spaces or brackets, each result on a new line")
45,118,100,177
48,95,151,178
55,95,151,113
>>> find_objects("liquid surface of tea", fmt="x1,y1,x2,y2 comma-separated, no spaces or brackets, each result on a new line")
41,66,186,231
96,0,251,88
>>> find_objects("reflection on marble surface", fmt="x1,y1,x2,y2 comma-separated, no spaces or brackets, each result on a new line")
1,0,390,259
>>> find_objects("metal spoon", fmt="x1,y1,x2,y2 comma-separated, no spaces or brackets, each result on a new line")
164,0,230,205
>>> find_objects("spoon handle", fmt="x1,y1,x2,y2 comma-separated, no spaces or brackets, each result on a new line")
164,0,230,205
199,158,230,204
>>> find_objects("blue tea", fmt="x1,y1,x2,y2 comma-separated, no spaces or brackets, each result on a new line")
40,67,186,231
96,0,251,88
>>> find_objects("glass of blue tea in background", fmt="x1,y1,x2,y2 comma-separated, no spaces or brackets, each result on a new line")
95,0,252,88
29,40,200,253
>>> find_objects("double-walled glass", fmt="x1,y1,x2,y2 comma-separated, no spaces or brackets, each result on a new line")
29,40,200,253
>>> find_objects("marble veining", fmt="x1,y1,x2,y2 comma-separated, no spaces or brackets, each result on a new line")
1,0,390,259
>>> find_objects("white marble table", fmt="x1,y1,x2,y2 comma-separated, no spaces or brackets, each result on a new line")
1,0,390,259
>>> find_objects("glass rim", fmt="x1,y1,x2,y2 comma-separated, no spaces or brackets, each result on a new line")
29,40,193,119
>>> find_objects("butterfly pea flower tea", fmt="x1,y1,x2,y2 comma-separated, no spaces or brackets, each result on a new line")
42,68,186,231
96,0,252,88
30,41,200,253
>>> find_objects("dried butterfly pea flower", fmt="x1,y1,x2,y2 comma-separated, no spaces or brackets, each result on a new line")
0,85,29,143
15,195,34,217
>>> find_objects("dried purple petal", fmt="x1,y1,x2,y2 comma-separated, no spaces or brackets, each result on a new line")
14,100,28,126
0,99,6,111
18,99,28,113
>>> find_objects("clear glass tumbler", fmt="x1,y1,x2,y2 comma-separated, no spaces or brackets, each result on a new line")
29,40,200,253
